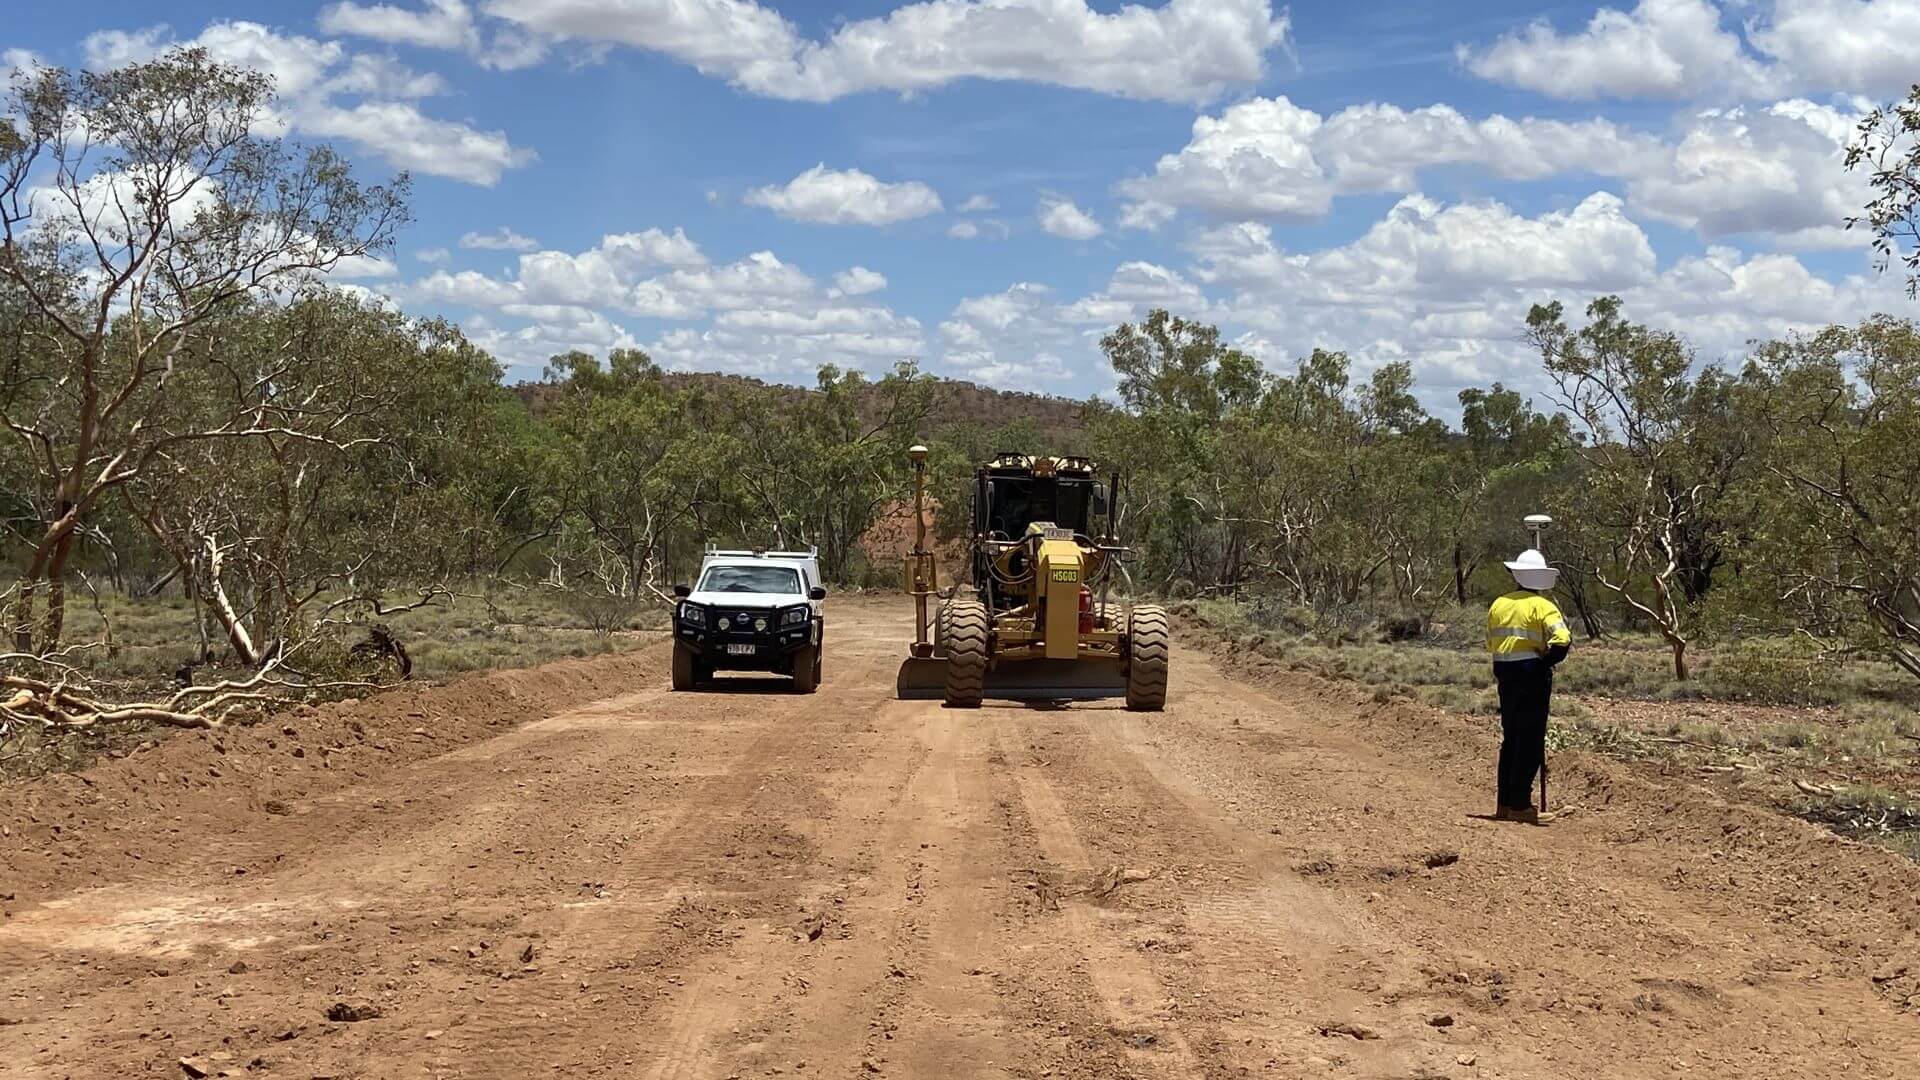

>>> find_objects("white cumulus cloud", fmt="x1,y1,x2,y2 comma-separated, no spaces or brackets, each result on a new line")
744,165,943,226
478,0,1290,104
1459,0,1769,100
301,101,534,186
832,266,888,296
76,20,534,186
320,0,480,51
1116,92,1872,249
1039,196,1103,240
1169,191,1909,406
1118,96,1662,224
1625,99,1871,247
321,0,552,69
937,263,1209,386
400,226,925,378
1749,0,1920,99
460,226,541,251
1460,0,1920,101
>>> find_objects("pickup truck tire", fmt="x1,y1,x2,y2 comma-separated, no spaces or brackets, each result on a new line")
790,643,820,694
672,641,698,691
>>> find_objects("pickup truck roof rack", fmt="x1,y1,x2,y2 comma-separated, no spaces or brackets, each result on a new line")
703,545,819,560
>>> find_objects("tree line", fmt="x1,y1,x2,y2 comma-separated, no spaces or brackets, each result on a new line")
1089,305,1920,683
5,49,1920,715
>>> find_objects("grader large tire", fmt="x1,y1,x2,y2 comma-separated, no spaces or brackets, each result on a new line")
943,599,989,708
933,601,953,658
1125,604,1169,711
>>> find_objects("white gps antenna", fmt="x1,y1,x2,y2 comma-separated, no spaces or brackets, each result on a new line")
1523,514,1553,553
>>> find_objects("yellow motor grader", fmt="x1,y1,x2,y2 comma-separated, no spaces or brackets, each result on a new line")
896,447,1168,710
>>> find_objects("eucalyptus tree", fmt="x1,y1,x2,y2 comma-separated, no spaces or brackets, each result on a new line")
1525,297,1748,679
1848,82,1920,297
0,48,407,648
1735,317,1920,680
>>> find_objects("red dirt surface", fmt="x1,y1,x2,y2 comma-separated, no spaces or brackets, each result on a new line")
3,597,1918,1078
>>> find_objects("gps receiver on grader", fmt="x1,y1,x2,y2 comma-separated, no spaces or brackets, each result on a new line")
896,445,1168,709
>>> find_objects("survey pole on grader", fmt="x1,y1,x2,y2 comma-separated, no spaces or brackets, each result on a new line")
905,444,938,659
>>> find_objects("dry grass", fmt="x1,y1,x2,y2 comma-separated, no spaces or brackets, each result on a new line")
4,585,669,781
1180,595,1920,858
1184,597,1918,714
55,586,666,684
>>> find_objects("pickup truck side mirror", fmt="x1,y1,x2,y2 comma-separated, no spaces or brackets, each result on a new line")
673,584,691,598
809,586,828,601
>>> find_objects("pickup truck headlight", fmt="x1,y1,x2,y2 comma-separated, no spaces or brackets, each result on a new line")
678,603,707,627
780,605,809,627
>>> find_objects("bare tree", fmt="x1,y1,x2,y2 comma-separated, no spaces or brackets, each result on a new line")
0,49,407,649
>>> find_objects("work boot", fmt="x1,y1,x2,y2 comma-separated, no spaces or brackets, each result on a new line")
1511,807,1556,826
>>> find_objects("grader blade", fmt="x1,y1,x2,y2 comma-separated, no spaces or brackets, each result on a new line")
896,657,1127,702
896,656,946,699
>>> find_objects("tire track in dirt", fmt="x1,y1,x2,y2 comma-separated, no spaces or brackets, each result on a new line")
629,690,923,1080
633,696,1061,1079
363,660,898,1078
628,687,1178,1080
1022,693,1460,1078
990,710,1207,1078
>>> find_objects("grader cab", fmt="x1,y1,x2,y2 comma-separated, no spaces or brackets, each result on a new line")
896,448,1168,710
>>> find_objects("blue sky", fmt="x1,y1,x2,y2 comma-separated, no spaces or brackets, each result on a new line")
7,0,1918,413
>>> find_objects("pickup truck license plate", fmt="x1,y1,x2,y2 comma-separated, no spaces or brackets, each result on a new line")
726,644,756,656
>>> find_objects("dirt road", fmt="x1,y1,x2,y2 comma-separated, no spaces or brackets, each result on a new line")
4,597,1919,1079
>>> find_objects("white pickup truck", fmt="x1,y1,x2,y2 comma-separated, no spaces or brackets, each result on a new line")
670,548,826,692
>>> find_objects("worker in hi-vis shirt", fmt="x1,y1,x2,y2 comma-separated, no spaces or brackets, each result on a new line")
1486,549,1572,824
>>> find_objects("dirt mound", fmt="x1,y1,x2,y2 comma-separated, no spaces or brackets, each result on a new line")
0,640,669,907
858,497,966,577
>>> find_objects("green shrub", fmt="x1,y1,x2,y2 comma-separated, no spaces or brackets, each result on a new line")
1702,642,1841,706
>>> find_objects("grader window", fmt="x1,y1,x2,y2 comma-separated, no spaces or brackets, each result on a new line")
980,475,1096,538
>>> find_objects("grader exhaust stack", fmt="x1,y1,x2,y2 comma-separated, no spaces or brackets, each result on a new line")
895,449,1168,709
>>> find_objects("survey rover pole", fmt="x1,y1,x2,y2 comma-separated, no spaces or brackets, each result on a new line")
1526,513,1554,813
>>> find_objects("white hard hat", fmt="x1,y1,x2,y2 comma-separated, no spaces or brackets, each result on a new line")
1504,549,1560,590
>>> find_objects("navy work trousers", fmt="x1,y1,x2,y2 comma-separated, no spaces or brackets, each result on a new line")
1493,657,1552,809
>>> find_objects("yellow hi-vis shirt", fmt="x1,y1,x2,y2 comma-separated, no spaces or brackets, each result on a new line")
1487,591,1572,661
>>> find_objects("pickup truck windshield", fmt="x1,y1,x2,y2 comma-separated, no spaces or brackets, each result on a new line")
699,565,803,594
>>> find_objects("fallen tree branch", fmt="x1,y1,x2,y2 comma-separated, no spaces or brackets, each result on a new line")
2,648,379,732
